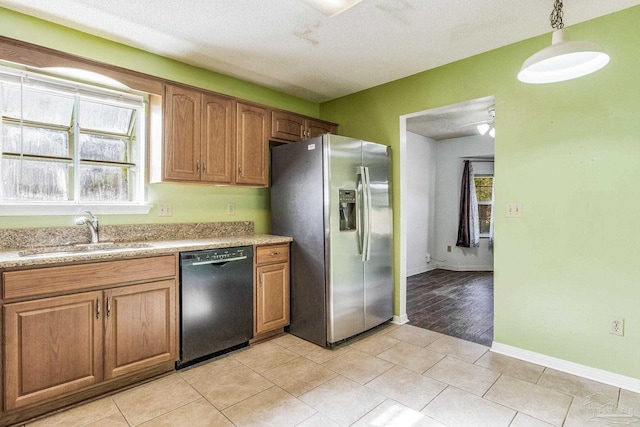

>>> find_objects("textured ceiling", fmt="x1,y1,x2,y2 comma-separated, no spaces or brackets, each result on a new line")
1,0,638,104
407,96,495,141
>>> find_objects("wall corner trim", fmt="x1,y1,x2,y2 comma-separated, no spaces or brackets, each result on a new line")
392,315,409,325
491,342,640,393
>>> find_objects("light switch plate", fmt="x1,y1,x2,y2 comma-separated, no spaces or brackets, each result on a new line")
158,203,172,217
506,203,522,218
227,203,235,215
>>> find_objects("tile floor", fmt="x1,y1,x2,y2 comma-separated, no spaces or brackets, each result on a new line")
26,324,640,427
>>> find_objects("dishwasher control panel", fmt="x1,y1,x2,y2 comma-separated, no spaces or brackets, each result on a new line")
180,246,252,266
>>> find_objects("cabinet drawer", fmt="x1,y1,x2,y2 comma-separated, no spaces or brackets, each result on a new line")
255,244,289,265
3,255,177,300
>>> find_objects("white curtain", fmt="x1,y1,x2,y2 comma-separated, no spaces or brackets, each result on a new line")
469,162,480,248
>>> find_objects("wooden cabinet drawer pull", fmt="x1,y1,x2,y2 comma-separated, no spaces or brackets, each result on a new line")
268,252,280,256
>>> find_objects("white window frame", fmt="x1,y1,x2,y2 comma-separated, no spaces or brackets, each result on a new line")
475,173,494,238
0,64,151,216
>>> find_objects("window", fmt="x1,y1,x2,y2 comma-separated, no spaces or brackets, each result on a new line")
474,175,494,236
0,64,150,215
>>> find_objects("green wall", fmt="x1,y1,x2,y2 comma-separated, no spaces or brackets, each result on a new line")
321,6,640,380
2,5,640,380
0,7,319,232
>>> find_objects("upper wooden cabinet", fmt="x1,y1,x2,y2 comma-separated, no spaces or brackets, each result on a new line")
271,110,338,142
163,85,201,181
155,83,338,186
236,102,269,186
202,94,235,184
162,85,235,184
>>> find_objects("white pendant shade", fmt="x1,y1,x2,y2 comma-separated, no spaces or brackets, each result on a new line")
518,29,610,84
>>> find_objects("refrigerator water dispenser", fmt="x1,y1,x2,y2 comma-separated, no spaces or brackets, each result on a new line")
339,189,356,231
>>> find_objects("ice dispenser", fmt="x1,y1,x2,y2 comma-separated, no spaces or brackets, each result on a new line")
339,189,356,231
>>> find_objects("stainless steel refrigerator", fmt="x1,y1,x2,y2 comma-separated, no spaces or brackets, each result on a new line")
271,134,393,347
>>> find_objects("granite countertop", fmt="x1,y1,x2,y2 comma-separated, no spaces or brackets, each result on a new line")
0,234,292,269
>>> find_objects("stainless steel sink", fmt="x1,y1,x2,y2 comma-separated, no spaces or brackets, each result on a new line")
18,242,152,257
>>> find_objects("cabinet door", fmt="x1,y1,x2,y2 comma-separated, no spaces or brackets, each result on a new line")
104,280,177,380
271,111,305,142
307,119,338,139
164,84,202,181
236,102,268,186
202,94,235,184
4,291,103,410
255,262,290,335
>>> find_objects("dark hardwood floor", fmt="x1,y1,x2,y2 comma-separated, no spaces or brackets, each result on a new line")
407,269,494,346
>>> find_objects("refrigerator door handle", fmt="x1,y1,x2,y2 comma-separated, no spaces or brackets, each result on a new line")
363,166,373,261
356,167,365,258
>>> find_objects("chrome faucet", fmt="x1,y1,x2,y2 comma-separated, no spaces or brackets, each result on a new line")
75,210,99,244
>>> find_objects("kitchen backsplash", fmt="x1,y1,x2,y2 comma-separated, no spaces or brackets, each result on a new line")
0,221,254,250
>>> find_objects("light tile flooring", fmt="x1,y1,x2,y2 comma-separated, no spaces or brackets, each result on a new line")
27,324,640,427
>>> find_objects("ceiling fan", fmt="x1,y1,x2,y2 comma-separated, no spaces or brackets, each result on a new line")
461,108,495,138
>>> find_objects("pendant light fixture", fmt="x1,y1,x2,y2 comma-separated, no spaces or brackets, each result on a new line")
517,0,610,84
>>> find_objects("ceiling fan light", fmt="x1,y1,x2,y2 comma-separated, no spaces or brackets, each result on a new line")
477,123,491,135
518,29,610,84
489,127,496,138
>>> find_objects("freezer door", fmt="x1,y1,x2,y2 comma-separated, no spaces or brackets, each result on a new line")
362,142,394,330
327,135,366,343
271,138,327,347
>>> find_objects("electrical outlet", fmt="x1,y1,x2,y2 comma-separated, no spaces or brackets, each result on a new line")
447,245,452,252
506,203,522,218
610,317,624,336
425,253,431,263
227,202,235,215
158,203,172,217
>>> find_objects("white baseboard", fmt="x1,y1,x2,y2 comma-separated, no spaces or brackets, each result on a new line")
392,314,409,325
491,342,640,393
407,265,437,276
436,263,493,272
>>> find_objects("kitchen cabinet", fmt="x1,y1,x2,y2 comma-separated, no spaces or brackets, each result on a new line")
236,102,269,186
254,244,290,335
160,85,268,187
271,110,338,142
4,291,103,410
2,255,177,412
104,280,176,380
163,84,235,184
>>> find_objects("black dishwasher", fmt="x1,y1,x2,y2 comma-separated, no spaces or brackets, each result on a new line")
177,246,253,368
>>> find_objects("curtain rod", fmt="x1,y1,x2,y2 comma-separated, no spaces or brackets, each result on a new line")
461,158,494,163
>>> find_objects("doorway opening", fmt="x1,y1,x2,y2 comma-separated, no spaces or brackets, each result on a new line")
398,96,495,346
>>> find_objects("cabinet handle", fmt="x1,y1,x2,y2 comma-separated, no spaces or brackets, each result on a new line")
96,297,100,320
196,160,201,174
106,296,111,318
259,273,263,287
268,252,280,256
238,164,242,176
202,161,207,173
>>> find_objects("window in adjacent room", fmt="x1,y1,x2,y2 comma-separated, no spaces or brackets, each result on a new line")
0,64,149,214
474,174,494,237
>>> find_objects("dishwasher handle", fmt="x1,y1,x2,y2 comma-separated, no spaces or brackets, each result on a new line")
188,255,248,266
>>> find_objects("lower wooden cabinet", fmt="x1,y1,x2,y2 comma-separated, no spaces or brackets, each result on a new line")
4,291,103,410
104,280,176,380
1,256,178,415
254,244,290,336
